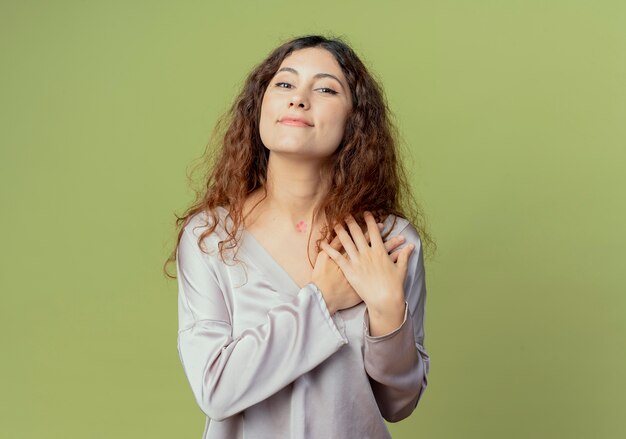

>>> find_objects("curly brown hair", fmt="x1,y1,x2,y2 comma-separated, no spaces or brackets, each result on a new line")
163,33,436,279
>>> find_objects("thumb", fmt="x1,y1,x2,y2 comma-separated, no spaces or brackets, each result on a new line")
328,232,343,252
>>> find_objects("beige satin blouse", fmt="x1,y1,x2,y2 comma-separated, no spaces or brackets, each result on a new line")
176,205,430,438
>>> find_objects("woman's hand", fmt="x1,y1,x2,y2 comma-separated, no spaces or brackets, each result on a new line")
319,211,415,315
312,221,409,315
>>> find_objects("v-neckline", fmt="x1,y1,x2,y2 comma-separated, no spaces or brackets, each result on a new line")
216,205,305,293
215,205,406,295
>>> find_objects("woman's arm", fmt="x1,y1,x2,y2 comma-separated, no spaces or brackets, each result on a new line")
362,223,431,422
176,228,348,422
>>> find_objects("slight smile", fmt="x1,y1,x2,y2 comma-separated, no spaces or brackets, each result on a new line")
279,120,313,127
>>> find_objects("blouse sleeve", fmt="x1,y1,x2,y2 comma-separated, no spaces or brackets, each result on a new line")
362,222,431,422
176,228,349,422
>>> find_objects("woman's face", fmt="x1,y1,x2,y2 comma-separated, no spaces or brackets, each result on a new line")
259,47,353,160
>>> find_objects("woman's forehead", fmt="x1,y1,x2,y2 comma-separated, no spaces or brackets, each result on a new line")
278,48,342,74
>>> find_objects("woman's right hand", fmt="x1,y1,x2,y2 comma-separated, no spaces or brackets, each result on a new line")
312,223,408,315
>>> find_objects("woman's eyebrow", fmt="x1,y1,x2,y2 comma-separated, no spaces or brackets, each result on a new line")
276,67,346,91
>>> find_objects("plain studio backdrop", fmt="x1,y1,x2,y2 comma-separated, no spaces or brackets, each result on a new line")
1,1,624,438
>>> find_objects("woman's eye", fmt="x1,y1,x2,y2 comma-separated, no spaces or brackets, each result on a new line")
274,82,337,95
318,87,338,95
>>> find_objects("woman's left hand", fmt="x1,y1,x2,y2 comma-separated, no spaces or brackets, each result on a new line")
319,211,415,314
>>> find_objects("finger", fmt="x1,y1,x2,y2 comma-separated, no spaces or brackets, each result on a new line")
329,223,384,256
328,230,344,251
396,244,415,271
383,234,405,255
343,214,369,253
362,223,385,246
320,235,346,256
334,221,359,261
320,240,350,271
363,211,385,251
389,244,407,263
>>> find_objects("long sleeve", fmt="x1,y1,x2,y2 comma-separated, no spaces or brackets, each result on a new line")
176,228,349,422
362,222,431,422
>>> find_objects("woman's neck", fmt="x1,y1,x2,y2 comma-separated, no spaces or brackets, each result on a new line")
245,153,331,231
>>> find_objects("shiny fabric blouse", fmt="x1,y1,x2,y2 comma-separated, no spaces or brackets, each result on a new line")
176,206,430,439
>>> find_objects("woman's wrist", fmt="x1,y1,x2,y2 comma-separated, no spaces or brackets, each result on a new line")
366,299,406,336
311,281,336,315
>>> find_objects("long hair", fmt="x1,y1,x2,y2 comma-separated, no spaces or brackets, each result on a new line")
163,33,436,278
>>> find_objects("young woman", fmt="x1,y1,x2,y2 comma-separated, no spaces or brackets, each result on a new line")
164,34,435,439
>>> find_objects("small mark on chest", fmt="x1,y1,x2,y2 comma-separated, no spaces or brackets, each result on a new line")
295,220,307,233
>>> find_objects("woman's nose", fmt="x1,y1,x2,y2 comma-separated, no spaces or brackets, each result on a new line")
289,93,309,109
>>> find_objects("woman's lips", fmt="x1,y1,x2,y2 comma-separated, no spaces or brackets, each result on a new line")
279,120,312,127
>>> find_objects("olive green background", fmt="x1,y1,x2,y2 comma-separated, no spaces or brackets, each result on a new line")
1,1,624,438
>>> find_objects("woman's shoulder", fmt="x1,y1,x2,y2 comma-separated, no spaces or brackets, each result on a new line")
382,213,422,246
182,206,232,251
